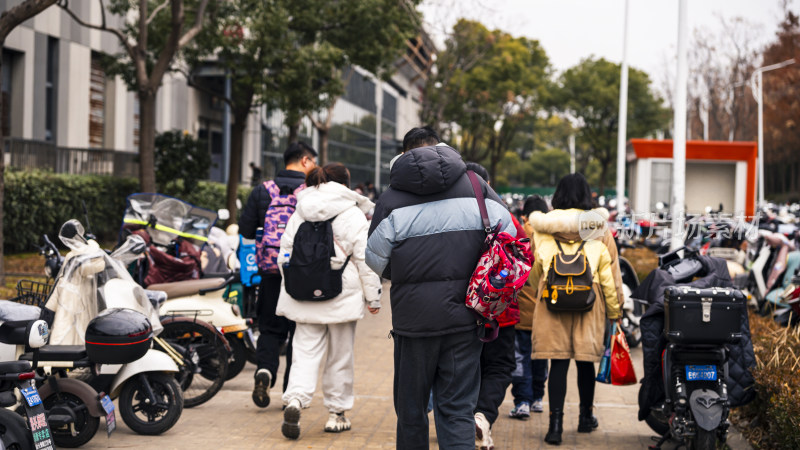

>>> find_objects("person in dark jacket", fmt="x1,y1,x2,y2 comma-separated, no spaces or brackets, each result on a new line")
240,142,317,408
366,127,516,450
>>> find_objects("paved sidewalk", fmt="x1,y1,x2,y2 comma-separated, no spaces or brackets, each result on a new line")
85,284,751,449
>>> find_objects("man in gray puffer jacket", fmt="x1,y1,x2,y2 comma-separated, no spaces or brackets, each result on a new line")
366,127,516,449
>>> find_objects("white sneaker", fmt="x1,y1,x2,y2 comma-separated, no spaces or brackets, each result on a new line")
324,411,351,433
475,412,494,450
282,398,302,439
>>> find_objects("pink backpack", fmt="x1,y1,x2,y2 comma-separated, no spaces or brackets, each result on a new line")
465,171,533,341
256,181,305,273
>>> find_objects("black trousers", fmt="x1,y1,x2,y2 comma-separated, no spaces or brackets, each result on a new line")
476,325,516,425
547,359,596,413
393,329,482,450
256,275,294,392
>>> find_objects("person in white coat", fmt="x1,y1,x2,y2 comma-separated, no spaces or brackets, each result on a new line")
276,162,382,439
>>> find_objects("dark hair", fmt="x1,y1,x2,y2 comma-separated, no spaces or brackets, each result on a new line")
522,195,549,216
465,162,489,183
284,141,318,166
551,173,594,210
402,126,440,152
305,162,350,187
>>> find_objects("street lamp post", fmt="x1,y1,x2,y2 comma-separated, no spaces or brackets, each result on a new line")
616,0,630,216
751,58,795,208
670,0,688,251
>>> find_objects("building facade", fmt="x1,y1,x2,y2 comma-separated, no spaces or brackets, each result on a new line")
1,2,434,188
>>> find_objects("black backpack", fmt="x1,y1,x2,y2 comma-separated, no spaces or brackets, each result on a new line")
283,217,350,301
542,240,596,312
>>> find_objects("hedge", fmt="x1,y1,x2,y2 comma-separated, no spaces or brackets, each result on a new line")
3,170,252,254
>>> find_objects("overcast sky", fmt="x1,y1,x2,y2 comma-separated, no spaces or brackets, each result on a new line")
419,0,789,82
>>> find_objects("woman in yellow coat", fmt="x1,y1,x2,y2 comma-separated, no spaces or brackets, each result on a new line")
528,174,623,445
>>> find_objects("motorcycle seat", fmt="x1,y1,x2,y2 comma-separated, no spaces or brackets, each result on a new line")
148,278,227,299
20,345,87,362
0,360,32,375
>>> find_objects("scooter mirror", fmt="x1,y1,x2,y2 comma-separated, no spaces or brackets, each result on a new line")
26,320,49,348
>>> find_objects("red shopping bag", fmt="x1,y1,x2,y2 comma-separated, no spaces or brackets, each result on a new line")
610,326,637,386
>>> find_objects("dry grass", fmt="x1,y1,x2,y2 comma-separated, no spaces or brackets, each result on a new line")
620,246,659,282
731,311,800,449
1,252,49,299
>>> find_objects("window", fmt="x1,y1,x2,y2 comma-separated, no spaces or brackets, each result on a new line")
343,72,376,114
650,161,672,211
45,37,59,141
89,53,106,148
1,50,11,138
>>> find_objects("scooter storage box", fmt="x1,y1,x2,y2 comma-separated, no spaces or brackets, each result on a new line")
664,286,744,344
85,308,153,364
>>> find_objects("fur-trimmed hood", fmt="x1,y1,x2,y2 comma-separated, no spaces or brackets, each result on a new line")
529,208,610,242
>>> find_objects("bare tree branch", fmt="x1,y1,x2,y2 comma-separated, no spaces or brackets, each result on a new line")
57,0,135,60
178,0,211,48
146,0,170,25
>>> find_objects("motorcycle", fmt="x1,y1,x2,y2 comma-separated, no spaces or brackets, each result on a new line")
636,248,753,450
0,302,53,450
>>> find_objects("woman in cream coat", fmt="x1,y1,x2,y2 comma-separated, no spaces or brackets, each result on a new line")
528,174,623,445
276,163,382,439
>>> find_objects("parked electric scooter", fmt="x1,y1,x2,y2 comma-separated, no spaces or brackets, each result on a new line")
0,302,53,450
33,220,185,436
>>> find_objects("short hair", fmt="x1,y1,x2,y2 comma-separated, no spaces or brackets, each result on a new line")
522,195,549,216
284,142,318,166
465,162,489,183
551,173,594,210
306,162,350,187
402,126,440,152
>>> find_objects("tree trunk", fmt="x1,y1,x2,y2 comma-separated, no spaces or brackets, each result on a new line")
318,127,329,165
138,90,157,192
288,122,299,144
227,107,249,226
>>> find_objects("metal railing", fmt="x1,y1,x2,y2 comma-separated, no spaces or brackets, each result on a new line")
4,138,139,178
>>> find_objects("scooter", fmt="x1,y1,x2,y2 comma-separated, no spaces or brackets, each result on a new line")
0,302,54,450
33,220,184,436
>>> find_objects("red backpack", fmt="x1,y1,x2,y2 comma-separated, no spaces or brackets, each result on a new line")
464,171,533,342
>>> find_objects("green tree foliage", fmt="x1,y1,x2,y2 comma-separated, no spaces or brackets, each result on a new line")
154,130,211,196
422,19,551,182
555,57,669,193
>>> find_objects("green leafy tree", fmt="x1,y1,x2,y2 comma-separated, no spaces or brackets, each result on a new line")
280,0,422,164
421,19,551,181
58,0,215,193
0,0,59,284
555,57,669,193
154,130,211,195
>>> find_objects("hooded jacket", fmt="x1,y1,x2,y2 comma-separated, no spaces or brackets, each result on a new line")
276,182,382,324
366,144,516,337
528,208,621,362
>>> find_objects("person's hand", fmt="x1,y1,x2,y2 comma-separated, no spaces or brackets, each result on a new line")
368,306,380,315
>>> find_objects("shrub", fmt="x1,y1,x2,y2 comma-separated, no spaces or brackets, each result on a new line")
155,130,212,196
731,312,800,449
3,170,252,254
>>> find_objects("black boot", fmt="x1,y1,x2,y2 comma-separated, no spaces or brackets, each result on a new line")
577,405,598,432
544,409,563,445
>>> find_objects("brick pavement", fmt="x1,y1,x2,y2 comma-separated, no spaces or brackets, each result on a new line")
84,284,751,449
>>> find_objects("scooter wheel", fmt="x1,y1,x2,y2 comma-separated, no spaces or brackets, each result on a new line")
225,336,247,381
119,373,184,435
644,406,670,436
41,391,100,448
0,408,34,450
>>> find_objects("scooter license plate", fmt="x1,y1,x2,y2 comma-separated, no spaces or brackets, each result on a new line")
686,365,717,381
100,394,116,435
20,386,42,407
